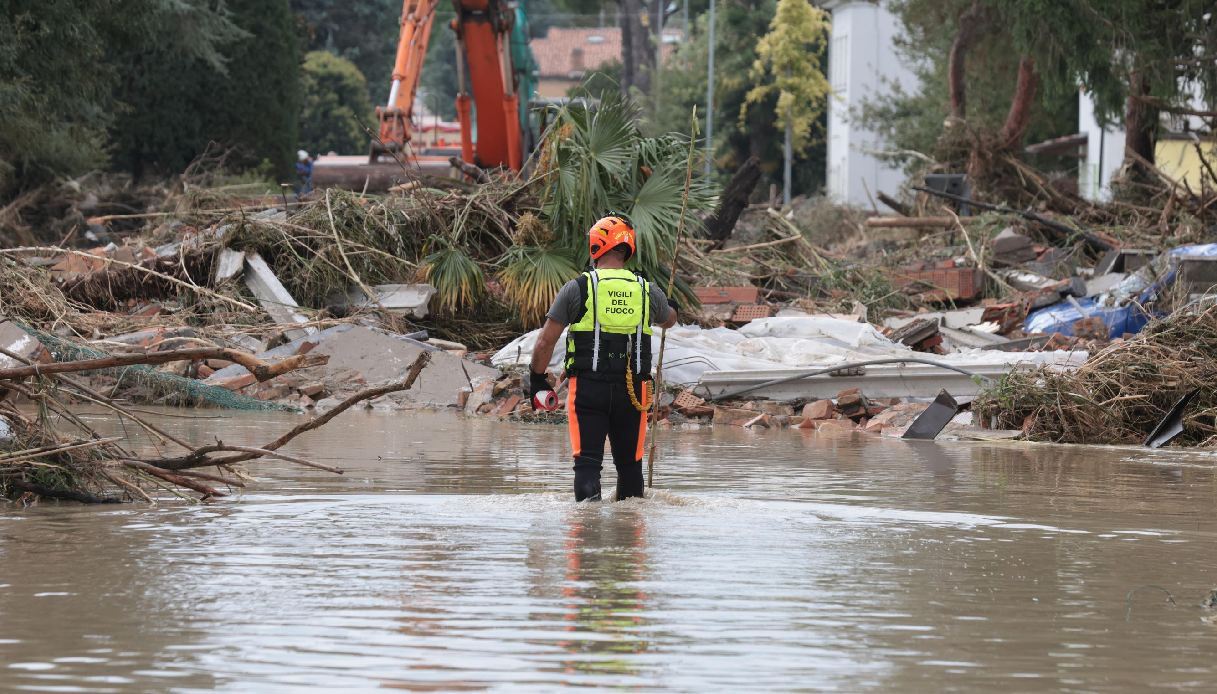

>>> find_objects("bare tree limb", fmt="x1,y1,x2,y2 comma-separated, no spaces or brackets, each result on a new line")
0,347,328,383
149,352,432,471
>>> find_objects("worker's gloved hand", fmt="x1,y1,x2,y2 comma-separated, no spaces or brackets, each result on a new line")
666,297,680,316
529,370,551,402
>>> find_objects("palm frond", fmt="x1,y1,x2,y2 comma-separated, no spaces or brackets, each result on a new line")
419,243,484,315
499,245,581,327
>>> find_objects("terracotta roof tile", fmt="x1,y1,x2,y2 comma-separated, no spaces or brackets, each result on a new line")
531,26,681,78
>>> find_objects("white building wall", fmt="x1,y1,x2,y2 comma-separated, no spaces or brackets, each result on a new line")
1078,90,1125,202
821,0,917,207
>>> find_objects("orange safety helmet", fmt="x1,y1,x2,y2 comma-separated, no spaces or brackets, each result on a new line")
587,214,636,261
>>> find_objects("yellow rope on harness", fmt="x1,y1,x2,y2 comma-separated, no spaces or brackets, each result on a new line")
624,367,649,413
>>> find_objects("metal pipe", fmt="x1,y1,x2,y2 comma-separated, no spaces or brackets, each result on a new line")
704,0,715,176
387,79,402,109
707,358,993,401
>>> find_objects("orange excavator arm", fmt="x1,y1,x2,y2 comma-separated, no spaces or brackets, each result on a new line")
369,0,532,172
451,0,523,171
371,0,441,163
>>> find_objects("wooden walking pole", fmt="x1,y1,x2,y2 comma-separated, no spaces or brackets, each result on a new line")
647,106,699,488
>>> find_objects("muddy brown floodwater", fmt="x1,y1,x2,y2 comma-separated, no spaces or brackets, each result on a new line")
3,410,1217,692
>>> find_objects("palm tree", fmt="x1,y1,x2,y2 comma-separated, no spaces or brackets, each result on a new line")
516,93,715,315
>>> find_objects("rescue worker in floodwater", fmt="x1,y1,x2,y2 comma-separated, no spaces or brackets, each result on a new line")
528,215,678,502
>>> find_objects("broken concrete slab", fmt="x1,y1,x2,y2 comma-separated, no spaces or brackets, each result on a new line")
990,227,1038,267
243,252,313,341
214,248,245,282
940,325,1008,351
201,323,487,409
884,307,987,331
304,325,496,408
1085,272,1128,296
352,283,437,319
0,321,49,369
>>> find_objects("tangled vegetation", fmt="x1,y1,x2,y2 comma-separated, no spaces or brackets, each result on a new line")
974,306,1217,446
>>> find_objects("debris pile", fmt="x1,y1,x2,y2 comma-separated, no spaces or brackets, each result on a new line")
0,336,431,503
975,306,1217,446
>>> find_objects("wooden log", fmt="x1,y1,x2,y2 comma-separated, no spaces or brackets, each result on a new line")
448,156,490,184
0,347,328,383
865,216,955,228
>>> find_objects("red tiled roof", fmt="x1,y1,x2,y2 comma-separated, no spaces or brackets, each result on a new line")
531,26,680,78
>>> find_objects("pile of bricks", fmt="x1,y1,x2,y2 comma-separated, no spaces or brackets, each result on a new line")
675,386,931,438
694,286,777,326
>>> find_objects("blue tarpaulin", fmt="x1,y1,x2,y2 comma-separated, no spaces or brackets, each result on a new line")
1024,297,1151,338
1023,244,1217,338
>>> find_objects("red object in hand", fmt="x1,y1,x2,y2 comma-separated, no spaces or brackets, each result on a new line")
533,390,558,411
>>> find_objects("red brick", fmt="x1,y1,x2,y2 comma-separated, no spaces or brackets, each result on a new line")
892,267,981,301
801,400,836,420
673,389,706,413
212,373,257,391
743,413,771,429
494,395,523,416
816,418,857,433
731,304,774,323
694,286,761,305
299,383,327,398
713,406,764,427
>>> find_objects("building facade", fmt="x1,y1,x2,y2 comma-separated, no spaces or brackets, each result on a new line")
819,0,917,207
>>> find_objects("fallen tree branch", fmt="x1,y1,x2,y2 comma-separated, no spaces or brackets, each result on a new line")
0,436,124,465
150,351,431,471
0,345,193,451
8,480,122,504
448,156,490,184
710,234,802,253
911,185,1115,253
0,246,258,312
122,461,225,498
174,444,343,474
0,347,328,383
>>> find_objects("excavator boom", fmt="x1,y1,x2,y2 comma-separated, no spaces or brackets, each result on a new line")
344,0,536,182
371,0,441,162
452,0,523,170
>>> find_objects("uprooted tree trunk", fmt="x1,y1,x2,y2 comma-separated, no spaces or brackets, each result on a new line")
1124,69,1158,176
706,156,762,250
947,0,986,120
997,56,1039,150
966,55,1040,200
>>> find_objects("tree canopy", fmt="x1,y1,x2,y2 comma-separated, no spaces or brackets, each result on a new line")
742,0,831,156
299,51,374,155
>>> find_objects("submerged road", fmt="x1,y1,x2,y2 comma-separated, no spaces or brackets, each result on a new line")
2,410,1216,691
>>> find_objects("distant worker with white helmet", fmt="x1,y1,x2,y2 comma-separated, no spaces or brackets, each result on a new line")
295,149,314,197
528,214,678,502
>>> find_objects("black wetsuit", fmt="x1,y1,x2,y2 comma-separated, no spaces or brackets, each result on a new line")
566,373,648,501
